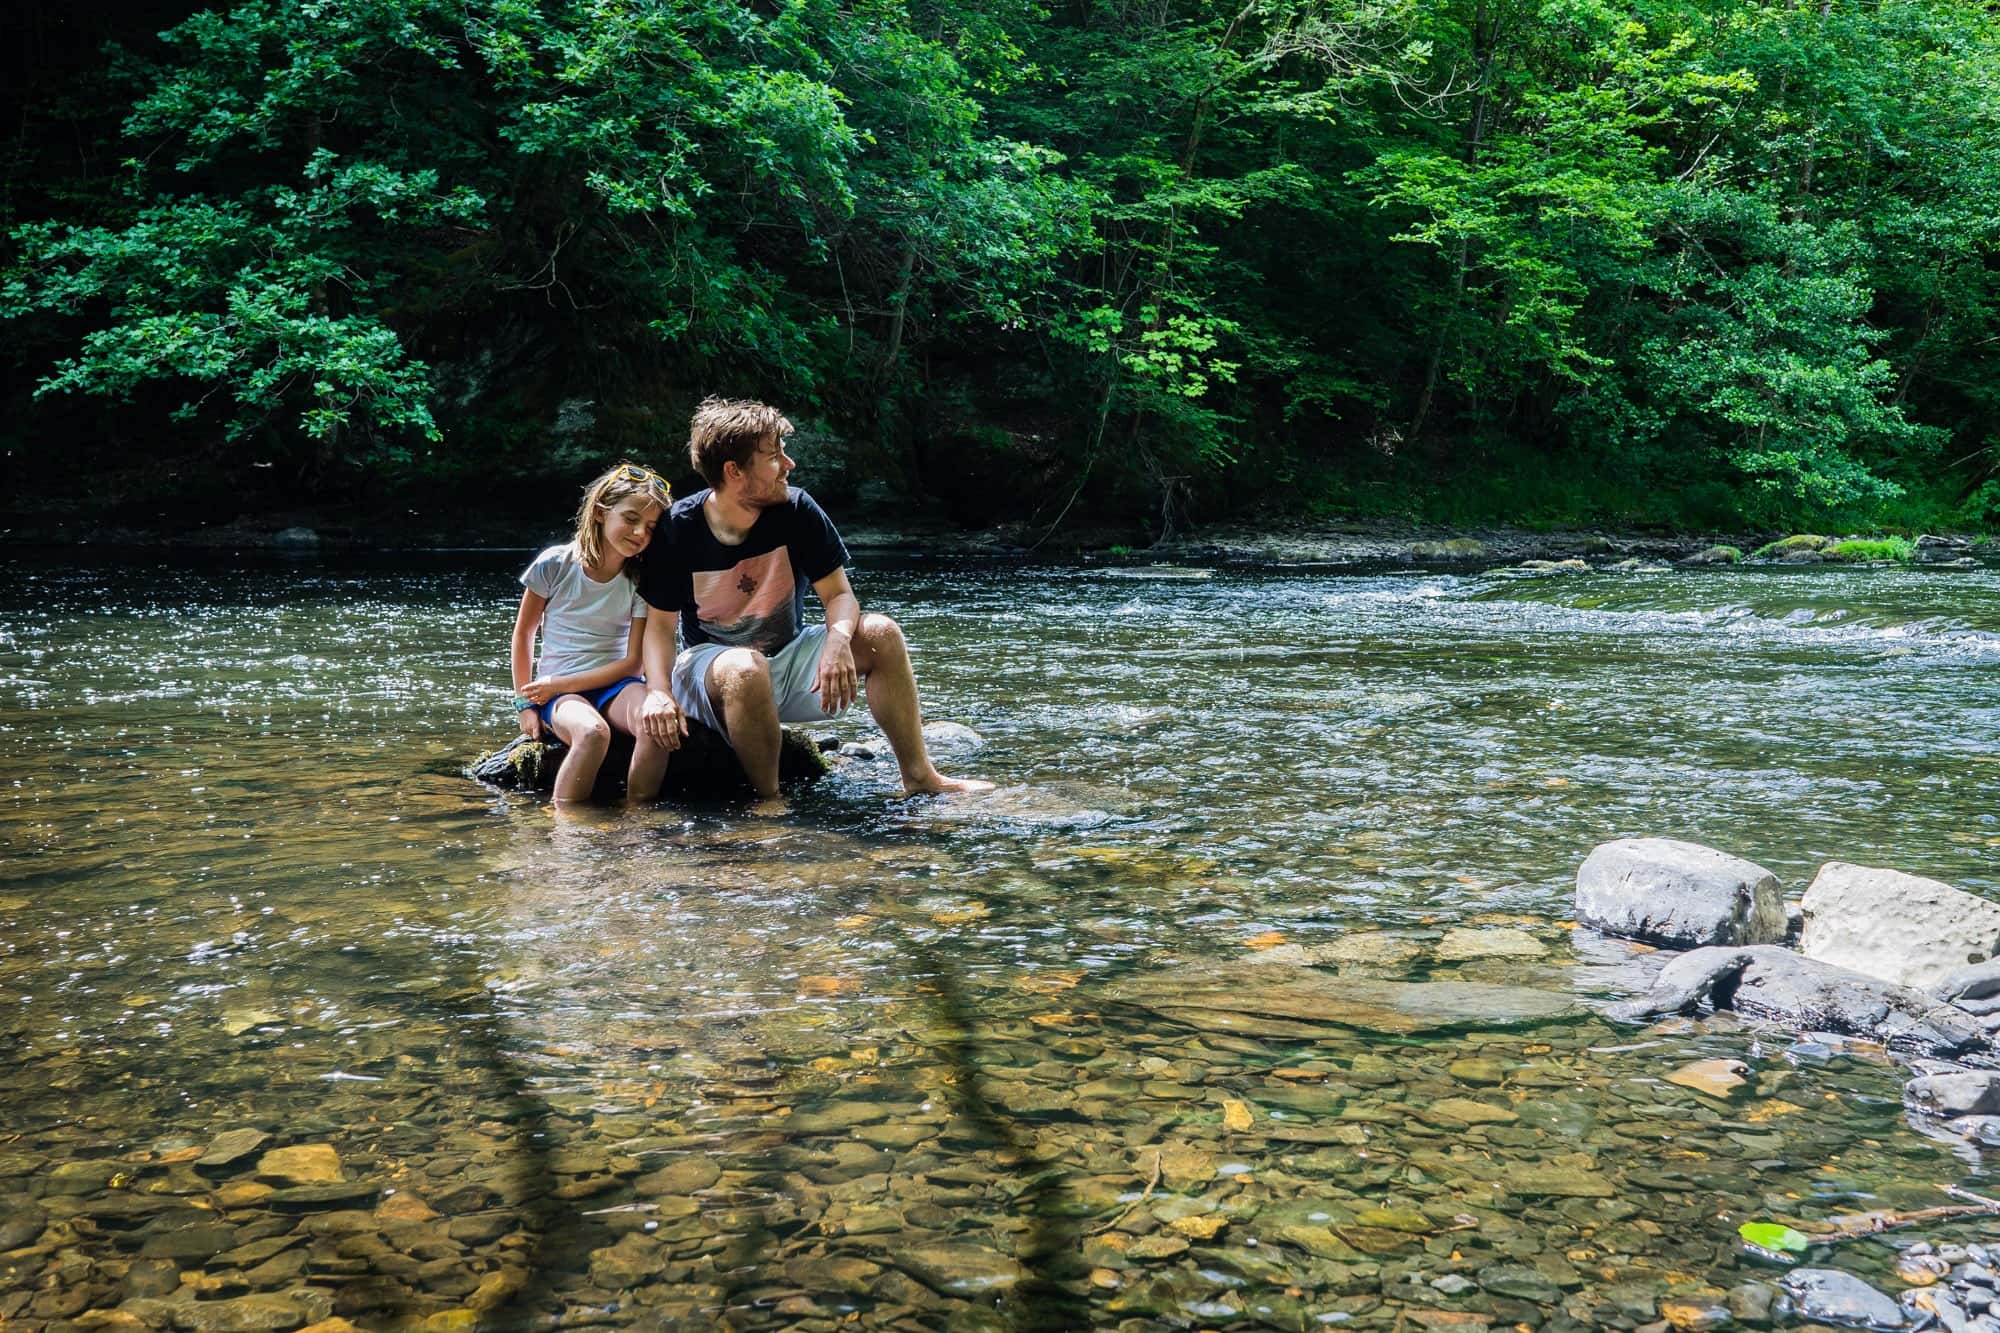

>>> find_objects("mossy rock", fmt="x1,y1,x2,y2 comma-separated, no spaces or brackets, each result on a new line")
467,720,829,802
1751,534,1830,560
1678,544,1741,566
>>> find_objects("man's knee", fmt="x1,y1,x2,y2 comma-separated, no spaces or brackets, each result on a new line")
709,648,773,700
570,712,613,751
856,613,905,660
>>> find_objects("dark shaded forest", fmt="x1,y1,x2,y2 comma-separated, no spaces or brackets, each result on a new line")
4,0,1998,540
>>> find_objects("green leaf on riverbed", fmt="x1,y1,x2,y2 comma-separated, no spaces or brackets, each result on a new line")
1737,1221,1810,1254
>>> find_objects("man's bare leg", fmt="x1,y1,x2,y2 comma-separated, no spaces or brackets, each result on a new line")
850,613,993,797
709,648,784,801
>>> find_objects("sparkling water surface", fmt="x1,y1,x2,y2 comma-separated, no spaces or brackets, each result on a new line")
2,551,1997,1329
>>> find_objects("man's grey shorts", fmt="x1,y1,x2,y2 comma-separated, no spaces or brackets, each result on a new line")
670,626,850,736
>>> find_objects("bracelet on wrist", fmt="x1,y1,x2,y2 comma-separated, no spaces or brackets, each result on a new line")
512,695,534,711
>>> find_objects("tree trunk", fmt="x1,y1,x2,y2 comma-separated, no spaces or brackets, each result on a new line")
1409,1,1495,443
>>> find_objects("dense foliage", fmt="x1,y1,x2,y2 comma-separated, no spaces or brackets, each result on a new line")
4,0,1998,531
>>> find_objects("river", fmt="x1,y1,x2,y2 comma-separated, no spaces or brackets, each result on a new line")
2,551,1996,1329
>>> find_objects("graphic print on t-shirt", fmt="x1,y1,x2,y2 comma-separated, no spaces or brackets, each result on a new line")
691,548,799,654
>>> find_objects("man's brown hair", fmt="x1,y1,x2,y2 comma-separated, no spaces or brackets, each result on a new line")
688,397,793,489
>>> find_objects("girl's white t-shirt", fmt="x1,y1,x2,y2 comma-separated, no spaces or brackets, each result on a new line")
520,542,647,679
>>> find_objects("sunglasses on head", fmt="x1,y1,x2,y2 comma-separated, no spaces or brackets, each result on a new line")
616,465,671,500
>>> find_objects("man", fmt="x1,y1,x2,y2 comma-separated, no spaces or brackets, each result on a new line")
637,397,992,801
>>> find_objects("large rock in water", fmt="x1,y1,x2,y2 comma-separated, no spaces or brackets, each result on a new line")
1800,862,2000,991
1932,960,2000,1007
1607,946,1987,1058
1575,838,1787,948
467,720,828,801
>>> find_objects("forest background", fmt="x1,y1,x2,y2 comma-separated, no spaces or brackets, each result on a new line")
4,0,1998,542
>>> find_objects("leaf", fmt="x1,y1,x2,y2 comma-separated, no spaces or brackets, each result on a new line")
1737,1221,1810,1254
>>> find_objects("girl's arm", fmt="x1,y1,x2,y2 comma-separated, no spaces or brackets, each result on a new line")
511,589,548,737
520,618,647,701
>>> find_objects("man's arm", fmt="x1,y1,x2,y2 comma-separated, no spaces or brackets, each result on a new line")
639,606,687,746
810,567,861,715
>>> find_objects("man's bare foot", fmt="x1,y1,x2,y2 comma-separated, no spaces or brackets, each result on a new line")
747,794,791,817
901,771,995,797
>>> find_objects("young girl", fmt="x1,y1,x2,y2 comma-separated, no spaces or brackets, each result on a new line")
511,463,674,806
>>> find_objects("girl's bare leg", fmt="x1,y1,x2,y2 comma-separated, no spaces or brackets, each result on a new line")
545,696,613,806
607,683,669,803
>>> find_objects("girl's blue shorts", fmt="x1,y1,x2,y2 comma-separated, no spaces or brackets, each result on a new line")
535,676,644,727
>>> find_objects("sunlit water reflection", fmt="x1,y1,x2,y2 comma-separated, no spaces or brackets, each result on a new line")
2,552,1997,1328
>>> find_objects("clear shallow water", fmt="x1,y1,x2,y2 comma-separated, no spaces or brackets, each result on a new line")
2,552,1998,1329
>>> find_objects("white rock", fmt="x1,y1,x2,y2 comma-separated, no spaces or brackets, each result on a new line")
1574,838,1787,948
920,721,985,753
1799,862,2000,991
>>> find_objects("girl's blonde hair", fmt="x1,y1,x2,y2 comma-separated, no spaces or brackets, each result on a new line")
574,462,671,576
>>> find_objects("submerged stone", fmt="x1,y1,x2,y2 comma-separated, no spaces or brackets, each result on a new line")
0,1207,45,1250
46,1160,121,1195
1481,1265,1561,1303
1501,1164,1615,1198
1781,1268,1908,1329
167,1295,307,1333
139,1223,239,1262
1665,1058,1749,1099
786,1101,900,1133
1436,928,1548,961
1114,962,1581,1036
256,1144,343,1187
198,1128,272,1170
631,1157,722,1195
894,1244,1027,1294
1422,1098,1518,1126
264,1183,382,1211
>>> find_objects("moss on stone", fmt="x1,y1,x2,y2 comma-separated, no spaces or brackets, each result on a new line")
1751,534,1830,559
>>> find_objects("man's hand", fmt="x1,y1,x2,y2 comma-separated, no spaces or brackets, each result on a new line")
641,688,687,749
520,676,561,705
518,707,543,740
813,633,859,715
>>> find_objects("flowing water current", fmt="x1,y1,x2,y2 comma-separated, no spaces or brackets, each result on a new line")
3,550,1998,1330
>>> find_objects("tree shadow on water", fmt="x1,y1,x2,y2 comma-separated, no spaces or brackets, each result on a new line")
905,941,1094,1332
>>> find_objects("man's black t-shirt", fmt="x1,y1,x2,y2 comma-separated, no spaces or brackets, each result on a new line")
639,487,850,655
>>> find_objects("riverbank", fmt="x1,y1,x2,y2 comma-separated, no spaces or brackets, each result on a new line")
10,500,1996,568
